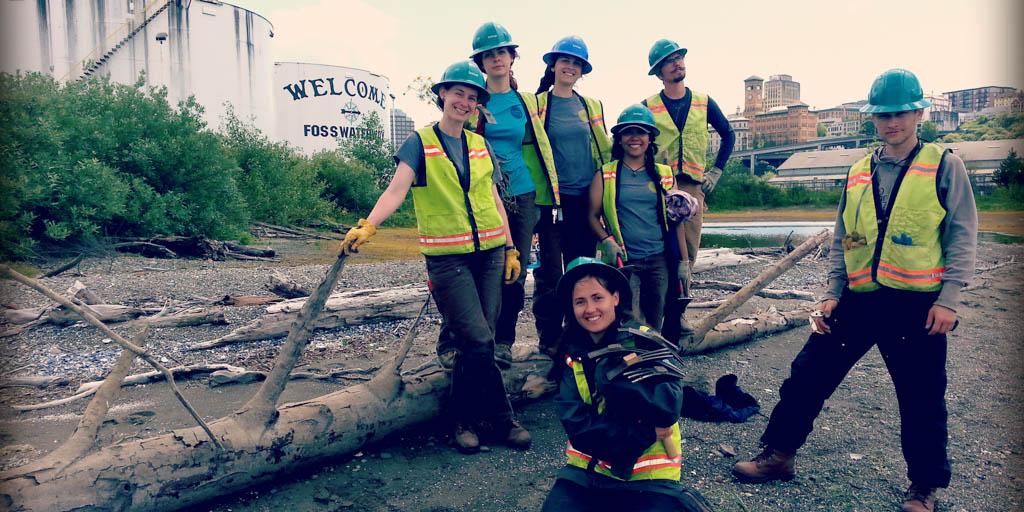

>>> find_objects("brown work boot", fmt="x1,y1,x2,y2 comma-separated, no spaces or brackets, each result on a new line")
900,483,937,512
453,423,480,454
732,446,796,483
500,419,532,450
437,348,456,372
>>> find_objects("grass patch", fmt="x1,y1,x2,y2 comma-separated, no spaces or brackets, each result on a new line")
1,261,42,278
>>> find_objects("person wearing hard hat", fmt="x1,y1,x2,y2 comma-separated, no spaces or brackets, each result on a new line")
732,69,977,512
641,39,735,344
343,61,531,454
460,21,560,369
586,105,691,331
540,257,713,511
531,35,613,358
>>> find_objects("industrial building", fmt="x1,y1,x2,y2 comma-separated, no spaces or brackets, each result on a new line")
0,0,392,153
768,139,1023,193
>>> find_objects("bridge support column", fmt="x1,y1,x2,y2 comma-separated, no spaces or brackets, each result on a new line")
750,154,757,174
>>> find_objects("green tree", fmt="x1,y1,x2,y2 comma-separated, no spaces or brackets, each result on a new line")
337,111,396,188
995,149,1024,187
860,119,877,136
817,122,827,137
919,121,938,142
941,112,1024,142
405,75,440,112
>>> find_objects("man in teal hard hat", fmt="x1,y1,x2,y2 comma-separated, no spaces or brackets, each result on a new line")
732,68,977,512
640,39,735,344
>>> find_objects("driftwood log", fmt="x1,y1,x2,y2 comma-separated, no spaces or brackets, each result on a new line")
0,235,818,511
115,236,278,261
190,248,762,350
693,279,816,300
266,271,312,299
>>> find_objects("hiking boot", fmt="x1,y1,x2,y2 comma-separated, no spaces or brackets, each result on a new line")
494,344,514,369
732,446,796,483
502,419,532,449
437,348,457,372
453,423,480,454
900,483,937,512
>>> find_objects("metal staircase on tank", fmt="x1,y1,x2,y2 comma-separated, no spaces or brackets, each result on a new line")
64,0,172,81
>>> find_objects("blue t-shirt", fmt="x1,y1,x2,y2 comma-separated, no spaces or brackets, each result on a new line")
484,91,536,196
546,94,594,196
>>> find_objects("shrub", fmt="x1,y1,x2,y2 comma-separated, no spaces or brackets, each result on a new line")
220,107,332,224
0,72,249,259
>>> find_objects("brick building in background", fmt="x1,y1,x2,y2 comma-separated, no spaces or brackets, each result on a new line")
944,86,1017,112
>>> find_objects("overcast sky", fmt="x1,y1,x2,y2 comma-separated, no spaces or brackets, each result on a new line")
229,0,1023,129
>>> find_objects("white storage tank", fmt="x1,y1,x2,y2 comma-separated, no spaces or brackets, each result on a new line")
273,62,391,154
0,0,276,137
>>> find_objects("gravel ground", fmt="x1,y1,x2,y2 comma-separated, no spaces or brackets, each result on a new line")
0,238,1021,511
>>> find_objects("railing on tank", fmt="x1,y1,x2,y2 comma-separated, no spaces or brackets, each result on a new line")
61,0,171,82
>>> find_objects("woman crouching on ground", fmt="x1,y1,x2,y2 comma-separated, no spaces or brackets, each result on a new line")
343,61,530,454
541,257,713,511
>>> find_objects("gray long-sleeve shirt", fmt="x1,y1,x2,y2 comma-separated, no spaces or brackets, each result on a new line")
825,144,978,311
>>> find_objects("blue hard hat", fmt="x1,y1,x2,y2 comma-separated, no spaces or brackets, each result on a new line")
542,35,593,74
860,68,932,114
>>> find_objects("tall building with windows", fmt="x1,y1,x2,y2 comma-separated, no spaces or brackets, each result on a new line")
944,86,1017,112
762,74,801,111
389,108,415,148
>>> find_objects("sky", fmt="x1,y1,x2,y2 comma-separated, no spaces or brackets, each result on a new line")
228,0,1023,129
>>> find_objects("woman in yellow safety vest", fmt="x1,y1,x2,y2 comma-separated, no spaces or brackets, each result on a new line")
531,35,613,358
541,257,711,511
343,61,530,454
459,21,560,369
587,105,687,330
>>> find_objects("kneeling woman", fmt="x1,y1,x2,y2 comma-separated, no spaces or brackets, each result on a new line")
343,61,529,453
541,257,690,511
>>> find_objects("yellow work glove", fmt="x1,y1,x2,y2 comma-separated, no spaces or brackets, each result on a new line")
343,218,377,252
504,247,521,285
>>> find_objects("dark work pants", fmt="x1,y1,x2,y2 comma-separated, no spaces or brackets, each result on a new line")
620,252,670,329
425,248,513,426
760,287,951,488
495,191,539,347
662,181,704,343
533,195,596,351
541,478,681,512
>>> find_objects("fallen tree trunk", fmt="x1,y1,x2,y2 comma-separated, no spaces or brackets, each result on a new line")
693,279,816,300
0,304,811,511
266,271,312,299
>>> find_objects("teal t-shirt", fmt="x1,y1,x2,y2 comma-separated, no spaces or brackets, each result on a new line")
484,91,536,196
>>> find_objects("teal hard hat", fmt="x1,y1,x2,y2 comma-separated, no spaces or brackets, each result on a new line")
860,68,932,114
611,104,660,137
648,38,687,76
543,35,593,74
470,21,518,57
557,256,632,313
431,61,490,104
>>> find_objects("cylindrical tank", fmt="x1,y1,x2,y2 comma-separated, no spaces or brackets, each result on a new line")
0,0,276,138
273,62,391,154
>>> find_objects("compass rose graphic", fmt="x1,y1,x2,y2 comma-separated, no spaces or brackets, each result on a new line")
341,101,362,123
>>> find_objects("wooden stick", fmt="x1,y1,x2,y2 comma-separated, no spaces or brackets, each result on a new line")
42,254,84,278
237,249,351,427
689,229,831,346
693,279,816,300
0,264,223,450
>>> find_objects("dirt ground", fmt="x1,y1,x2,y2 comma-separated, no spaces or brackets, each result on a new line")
1,239,1022,511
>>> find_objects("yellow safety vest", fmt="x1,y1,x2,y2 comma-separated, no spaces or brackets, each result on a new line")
412,126,507,256
563,328,682,482
536,91,613,169
842,143,947,292
598,160,674,262
644,90,710,182
468,91,561,207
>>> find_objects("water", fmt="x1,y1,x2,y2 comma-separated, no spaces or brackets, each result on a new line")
700,220,1023,248
701,221,832,248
